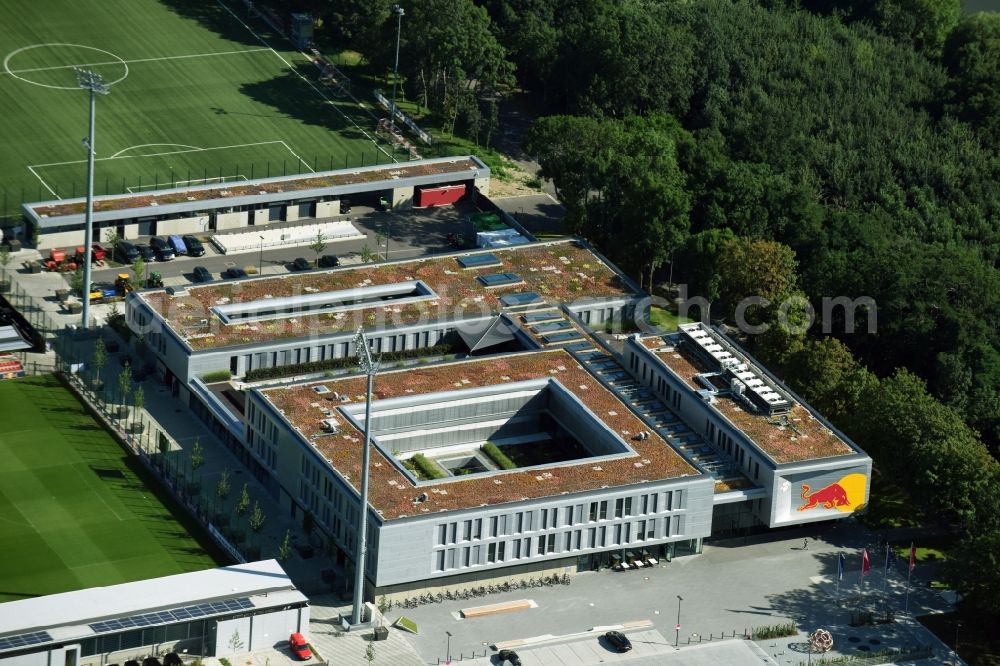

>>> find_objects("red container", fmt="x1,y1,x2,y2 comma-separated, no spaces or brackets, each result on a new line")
415,184,467,207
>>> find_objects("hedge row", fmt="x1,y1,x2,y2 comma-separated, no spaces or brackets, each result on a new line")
201,370,231,383
482,442,516,470
410,453,446,480
243,343,459,381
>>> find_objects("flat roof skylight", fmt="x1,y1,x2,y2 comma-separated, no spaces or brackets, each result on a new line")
212,280,437,324
456,253,502,269
500,292,542,307
477,272,523,288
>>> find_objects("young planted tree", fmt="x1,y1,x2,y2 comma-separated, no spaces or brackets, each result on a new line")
0,245,11,291
105,228,122,254
92,337,107,394
278,529,292,561
132,256,146,287
360,244,376,264
216,468,231,505
235,483,250,518
117,362,132,420
248,501,265,534
190,438,204,475
132,383,145,437
70,267,85,297
309,231,327,268
365,642,375,665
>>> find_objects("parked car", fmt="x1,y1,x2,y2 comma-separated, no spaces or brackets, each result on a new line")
496,649,522,666
318,254,339,268
136,244,156,262
224,267,248,279
182,235,205,257
288,633,312,661
291,257,311,271
149,237,175,261
192,266,212,283
604,631,632,653
168,235,187,256
115,241,139,263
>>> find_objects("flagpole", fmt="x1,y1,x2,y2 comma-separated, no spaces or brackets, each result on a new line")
881,544,890,616
905,542,914,613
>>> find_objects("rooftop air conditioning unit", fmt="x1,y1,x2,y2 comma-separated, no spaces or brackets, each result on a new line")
731,379,745,397
321,418,338,433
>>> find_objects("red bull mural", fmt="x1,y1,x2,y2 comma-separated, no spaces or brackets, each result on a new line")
797,473,866,513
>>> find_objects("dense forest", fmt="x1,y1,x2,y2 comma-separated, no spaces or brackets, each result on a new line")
294,0,1000,619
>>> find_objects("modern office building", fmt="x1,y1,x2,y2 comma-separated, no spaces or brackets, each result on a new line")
124,235,870,600
0,561,308,666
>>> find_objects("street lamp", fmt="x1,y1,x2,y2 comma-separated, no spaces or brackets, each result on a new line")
445,631,452,665
350,327,380,626
389,5,404,135
258,235,264,276
75,68,109,330
675,595,683,647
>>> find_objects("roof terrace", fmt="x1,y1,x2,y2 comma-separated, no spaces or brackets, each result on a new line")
640,334,855,464
138,240,635,351
260,349,699,520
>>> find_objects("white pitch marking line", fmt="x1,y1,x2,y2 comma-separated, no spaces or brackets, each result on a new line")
214,0,394,161
30,140,287,168
2,47,272,76
110,143,201,159
280,140,315,173
27,165,59,199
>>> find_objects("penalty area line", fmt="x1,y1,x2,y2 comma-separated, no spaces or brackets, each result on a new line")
27,165,59,200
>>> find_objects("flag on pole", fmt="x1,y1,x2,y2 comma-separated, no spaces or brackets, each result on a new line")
838,552,846,581
909,543,916,572
862,548,871,577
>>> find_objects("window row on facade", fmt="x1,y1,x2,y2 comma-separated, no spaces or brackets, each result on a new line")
433,515,687,572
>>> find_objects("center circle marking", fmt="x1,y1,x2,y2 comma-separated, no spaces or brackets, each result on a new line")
3,43,129,90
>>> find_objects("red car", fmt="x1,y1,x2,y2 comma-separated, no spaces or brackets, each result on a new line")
288,633,312,661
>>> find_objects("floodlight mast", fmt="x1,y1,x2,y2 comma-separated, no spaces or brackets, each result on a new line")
75,68,109,330
350,327,380,626
389,5,404,136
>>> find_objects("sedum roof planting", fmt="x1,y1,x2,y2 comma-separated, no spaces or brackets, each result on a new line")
641,335,855,464
262,349,699,520
140,240,634,351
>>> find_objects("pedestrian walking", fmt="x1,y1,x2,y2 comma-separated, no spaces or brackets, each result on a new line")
803,538,809,550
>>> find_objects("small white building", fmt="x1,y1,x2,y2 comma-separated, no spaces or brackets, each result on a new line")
0,560,308,666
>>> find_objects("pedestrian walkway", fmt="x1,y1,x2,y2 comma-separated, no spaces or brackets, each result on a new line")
307,594,423,666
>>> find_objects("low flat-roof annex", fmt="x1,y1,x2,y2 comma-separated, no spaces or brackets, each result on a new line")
640,335,855,464
259,349,699,520
137,240,636,351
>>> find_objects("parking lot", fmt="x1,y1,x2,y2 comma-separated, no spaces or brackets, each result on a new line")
87,201,474,286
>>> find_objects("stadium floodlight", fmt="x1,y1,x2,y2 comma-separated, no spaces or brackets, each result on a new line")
350,326,380,626
75,68,109,331
389,5,404,136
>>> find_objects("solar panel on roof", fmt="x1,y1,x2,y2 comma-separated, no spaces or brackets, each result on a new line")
500,292,542,307
543,331,583,343
456,253,501,269
0,632,53,652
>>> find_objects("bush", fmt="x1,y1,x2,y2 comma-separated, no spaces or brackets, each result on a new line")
243,342,459,381
410,453,445,479
482,442,516,469
201,369,231,383
752,622,797,640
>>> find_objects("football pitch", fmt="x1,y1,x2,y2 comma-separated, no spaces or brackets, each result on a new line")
0,374,222,603
0,0,390,220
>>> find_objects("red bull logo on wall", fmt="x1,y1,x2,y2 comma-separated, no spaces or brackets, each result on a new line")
797,473,866,513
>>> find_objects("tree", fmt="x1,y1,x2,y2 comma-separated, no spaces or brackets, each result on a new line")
0,244,11,290
235,482,250,518
310,231,327,268
104,228,122,253
944,526,1000,615
132,256,146,287
132,383,145,437
278,529,292,561
190,438,204,475
248,500,265,533
715,237,798,326
216,469,231,506
943,12,1000,147
228,629,244,653
70,267,85,297
365,641,375,665
91,337,106,393
117,362,132,419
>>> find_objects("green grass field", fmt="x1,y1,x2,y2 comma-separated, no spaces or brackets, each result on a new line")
0,375,222,603
0,0,391,220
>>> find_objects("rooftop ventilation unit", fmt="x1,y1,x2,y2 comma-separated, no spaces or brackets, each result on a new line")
321,418,339,433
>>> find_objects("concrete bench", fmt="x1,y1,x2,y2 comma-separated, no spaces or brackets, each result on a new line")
461,599,534,619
